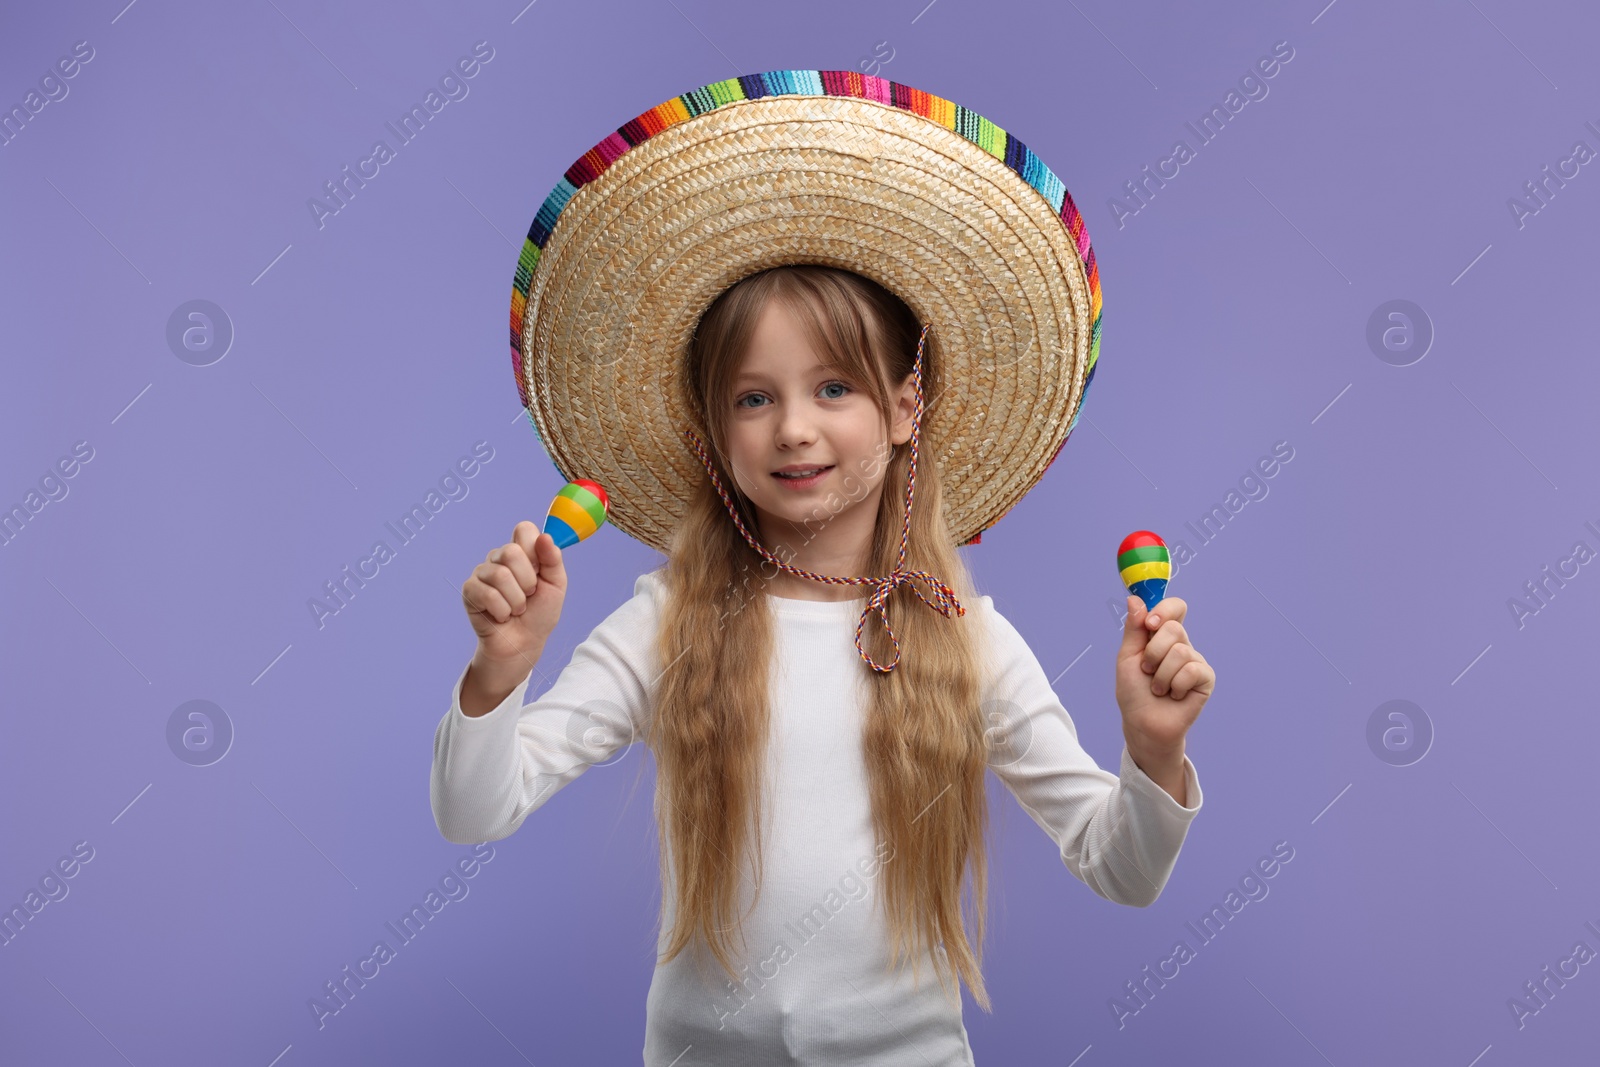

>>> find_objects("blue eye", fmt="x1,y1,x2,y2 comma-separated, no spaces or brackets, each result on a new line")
735,381,852,408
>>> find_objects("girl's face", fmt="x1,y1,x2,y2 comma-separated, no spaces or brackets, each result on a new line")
723,299,917,563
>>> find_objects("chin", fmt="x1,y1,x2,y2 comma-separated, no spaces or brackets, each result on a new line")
757,496,813,523
754,490,825,528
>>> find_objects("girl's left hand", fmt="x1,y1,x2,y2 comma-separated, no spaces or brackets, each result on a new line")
1115,595,1215,753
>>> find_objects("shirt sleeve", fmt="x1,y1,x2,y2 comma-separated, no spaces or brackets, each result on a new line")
979,596,1203,907
429,569,663,844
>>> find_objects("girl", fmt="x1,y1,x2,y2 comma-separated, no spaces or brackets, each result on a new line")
432,265,1213,1065
438,68,1211,1064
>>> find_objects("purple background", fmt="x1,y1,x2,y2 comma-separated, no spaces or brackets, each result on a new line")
3,0,1597,1063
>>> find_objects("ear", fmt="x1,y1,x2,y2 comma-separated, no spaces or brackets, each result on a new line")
888,373,919,446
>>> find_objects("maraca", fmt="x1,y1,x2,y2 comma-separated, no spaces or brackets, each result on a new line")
544,479,609,549
1116,530,1170,611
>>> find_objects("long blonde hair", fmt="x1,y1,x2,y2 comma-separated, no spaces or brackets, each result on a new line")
644,264,996,1012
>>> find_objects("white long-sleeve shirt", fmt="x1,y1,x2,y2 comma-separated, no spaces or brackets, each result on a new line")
431,568,1203,1066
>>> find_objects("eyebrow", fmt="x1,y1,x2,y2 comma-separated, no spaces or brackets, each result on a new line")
733,363,840,386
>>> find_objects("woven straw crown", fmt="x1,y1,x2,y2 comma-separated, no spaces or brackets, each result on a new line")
511,69,1101,554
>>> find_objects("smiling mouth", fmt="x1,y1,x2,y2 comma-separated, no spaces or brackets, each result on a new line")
772,465,834,483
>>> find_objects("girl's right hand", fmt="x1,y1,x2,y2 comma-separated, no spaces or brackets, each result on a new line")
461,521,567,666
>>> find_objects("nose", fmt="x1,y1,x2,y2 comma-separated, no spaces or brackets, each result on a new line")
773,397,818,451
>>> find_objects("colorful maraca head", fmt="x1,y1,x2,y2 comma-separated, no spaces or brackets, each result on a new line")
544,479,609,549
1116,530,1170,611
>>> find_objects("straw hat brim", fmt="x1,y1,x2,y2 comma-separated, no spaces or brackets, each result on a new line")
511,71,1101,554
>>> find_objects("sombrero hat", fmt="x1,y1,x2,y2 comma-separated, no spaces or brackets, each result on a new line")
510,69,1101,555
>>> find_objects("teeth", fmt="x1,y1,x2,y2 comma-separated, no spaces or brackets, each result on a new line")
777,468,825,478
